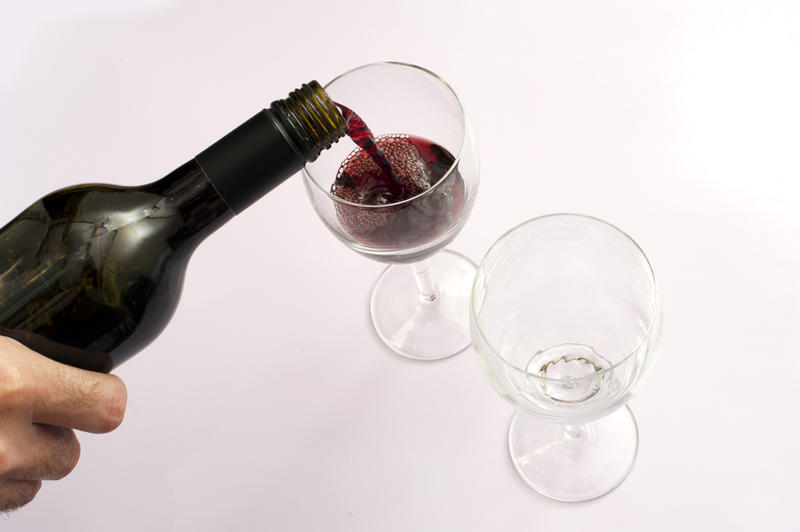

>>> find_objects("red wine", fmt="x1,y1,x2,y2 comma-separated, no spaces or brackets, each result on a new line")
331,133,465,249
334,103,401,203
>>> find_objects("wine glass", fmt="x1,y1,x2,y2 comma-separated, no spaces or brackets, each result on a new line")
303,62,479,360
471,214,661,501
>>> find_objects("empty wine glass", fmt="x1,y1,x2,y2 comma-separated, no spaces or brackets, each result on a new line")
471,214,661,501
304,62,479,360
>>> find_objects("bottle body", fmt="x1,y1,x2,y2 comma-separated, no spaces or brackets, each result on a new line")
0,80,346,372
0,161,232,371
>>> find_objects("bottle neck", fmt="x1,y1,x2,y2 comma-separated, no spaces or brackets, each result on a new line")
194,81,346,215
144,160,234,247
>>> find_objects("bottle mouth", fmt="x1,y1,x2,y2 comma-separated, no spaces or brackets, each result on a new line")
270,81,347,162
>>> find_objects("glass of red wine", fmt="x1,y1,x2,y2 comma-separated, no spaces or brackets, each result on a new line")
303,62,479,360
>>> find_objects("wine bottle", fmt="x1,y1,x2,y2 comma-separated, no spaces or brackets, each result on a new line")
0,81,346,373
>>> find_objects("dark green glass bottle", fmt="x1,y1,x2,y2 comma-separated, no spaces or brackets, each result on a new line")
0,82,346,372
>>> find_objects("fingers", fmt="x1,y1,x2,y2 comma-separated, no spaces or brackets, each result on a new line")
0,336,127,433
0,425,81,481
0,336,127,511
0,479,41,513
30,364,127,434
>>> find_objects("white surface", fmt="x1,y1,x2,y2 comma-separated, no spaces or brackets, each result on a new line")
2,0,798,530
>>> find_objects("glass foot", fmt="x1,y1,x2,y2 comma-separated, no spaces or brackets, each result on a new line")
370,249,476,360
508,405,639,502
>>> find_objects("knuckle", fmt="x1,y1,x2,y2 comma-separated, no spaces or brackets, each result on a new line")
51,430,81,480
0,480,42,512
0,335,24,354
0,360,29,409
19,480,42,507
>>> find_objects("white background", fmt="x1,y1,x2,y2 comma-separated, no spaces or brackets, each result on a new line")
2,0,799,530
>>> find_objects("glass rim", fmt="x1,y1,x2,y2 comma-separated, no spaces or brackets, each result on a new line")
301,61,468,209
470,213,661,383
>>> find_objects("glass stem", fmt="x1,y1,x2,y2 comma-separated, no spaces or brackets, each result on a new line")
564,424,584,440
410,260,438,302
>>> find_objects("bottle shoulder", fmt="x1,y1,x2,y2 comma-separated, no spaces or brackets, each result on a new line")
0,184,194,370
1,186,185,293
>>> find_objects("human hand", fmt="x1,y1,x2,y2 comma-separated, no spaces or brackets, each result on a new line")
0,336,127,512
